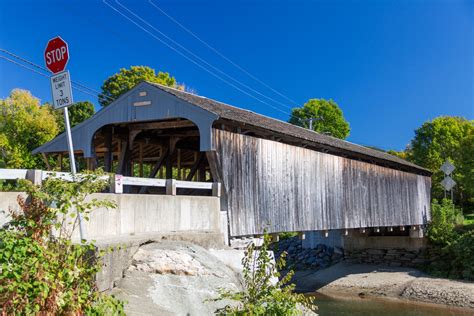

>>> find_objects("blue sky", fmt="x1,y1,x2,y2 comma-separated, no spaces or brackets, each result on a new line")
1,0,473,150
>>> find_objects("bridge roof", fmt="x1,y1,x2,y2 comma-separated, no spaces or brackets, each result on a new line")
34,81,430,175
148,83,430,175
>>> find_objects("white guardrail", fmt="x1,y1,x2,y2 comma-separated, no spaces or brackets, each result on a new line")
0,169,220,196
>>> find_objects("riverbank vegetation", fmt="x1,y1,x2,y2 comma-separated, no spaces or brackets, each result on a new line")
425,199,474,281
0,172,124,314
211,232,315,315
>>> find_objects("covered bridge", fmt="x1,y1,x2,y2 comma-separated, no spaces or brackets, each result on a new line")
34,82,431,237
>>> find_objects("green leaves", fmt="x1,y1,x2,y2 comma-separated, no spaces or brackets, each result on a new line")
427,199,463,246
98,65,182,107
0,171,124,314
47,101,95,133
289,98,350,139
212,231,315,315
409,116,473,208
0,89,59,169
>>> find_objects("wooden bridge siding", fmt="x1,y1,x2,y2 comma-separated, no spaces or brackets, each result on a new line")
213,129,431,236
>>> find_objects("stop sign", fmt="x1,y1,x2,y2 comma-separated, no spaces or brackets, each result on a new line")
44,36,69,73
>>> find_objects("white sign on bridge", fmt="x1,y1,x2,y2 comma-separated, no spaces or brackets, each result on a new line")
50,70,73,109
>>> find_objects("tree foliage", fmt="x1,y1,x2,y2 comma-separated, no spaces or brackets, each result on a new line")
99,65,182,107
211,232,315,315
408,116,473,207
48,101,96,133
0,171,124,314
288,99,350,139
426,199,474,281
427,199,464,246
0,89,59,169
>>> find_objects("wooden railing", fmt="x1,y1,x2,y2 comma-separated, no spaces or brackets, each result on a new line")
0,169,220,197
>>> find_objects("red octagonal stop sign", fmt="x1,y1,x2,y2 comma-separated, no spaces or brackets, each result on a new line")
44,36,69,74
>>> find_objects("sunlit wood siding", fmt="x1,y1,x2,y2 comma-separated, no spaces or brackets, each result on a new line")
213,129,431,236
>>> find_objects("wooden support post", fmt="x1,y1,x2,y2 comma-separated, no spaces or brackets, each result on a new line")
104,126,113,172
186,152,205,181
166,155,172,179
166,179,176,195
206,151,231,246
159,166,164,178
139,148,170,194
177,149,181,180
198,163,206,182
139,143,144,177
166,137,178,179
212,182,221,197
41,153,51,171
116,140,129,175
58,153,63,171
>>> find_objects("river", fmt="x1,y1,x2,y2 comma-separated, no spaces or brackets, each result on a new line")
312,293,473,316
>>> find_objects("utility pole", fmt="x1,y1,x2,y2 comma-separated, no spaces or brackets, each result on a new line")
299,117,322,131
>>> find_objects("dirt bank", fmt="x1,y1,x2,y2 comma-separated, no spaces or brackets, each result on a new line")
293,262,474,309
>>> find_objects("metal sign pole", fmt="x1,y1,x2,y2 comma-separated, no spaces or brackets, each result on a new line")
45,37,85,241
63,106,85,241
63,107,76,174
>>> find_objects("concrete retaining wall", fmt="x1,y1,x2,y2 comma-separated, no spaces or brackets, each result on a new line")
0,192,25,226
0,192,222,242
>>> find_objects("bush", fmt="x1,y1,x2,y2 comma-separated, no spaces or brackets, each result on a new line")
427,231,474,281
210,232,315,315
427,199,463,246
449,231,474,280
425,199,474,280
0,172,124,314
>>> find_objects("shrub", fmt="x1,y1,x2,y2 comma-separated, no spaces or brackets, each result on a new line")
211,232,315,315
427,231,474,281
427,199,463,246
0,171,125,314
449,231,474,280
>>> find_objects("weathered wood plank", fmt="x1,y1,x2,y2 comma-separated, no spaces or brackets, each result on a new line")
213,129,431,236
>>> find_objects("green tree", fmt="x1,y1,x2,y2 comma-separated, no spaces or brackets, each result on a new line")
289,98,350,139
48,101,96,133
0,89,59,169
459,132,474,206
99,65,182,107
409,116,473,207
387,149,410,160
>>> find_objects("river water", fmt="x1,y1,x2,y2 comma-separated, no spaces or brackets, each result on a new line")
312,294,473,316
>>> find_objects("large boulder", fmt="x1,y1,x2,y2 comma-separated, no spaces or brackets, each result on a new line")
112,241,243,315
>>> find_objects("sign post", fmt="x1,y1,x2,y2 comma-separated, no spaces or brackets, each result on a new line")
45,36,84,240
440,160,456,201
